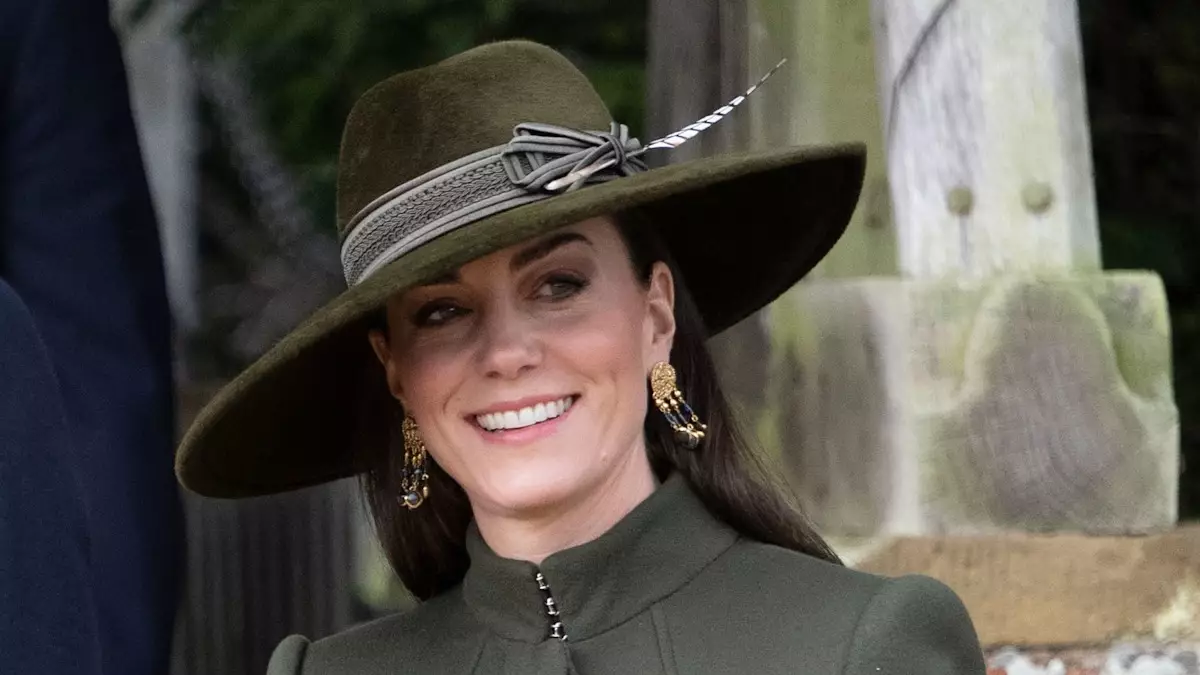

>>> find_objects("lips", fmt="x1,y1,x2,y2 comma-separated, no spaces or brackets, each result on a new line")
475,396,576,431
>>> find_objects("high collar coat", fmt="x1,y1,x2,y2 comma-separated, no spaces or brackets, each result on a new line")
268,475,985,674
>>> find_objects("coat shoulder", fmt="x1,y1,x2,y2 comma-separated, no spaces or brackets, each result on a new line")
663,537,884,637
266,587,486,675
841,573,986,674
660,538,983,674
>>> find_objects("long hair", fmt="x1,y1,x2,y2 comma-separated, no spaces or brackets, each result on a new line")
360,210,841,601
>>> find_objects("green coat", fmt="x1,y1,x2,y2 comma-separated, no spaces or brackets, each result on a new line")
268,476,985,674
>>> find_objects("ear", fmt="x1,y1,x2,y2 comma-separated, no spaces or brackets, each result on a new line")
643,261,676,367
367,328,408,407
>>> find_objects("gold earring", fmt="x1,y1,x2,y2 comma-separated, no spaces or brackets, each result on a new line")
650,361,707,449
400,415,431,509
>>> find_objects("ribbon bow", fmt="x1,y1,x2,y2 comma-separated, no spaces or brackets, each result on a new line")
501,58,788,194
501,122,647,193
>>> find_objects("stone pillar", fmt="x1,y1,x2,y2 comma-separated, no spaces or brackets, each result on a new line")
746,0,1179,540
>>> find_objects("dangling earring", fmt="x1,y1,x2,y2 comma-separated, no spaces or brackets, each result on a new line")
399,415,431,509
650,361,707,449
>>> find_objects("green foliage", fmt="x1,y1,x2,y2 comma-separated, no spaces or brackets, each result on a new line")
180,0,646,229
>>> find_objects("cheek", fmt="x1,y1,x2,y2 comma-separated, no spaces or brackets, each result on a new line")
391,332,473,415
563,313,652,472
392,341,474,480
555,296,653,410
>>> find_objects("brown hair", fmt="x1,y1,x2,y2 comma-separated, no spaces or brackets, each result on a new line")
360,210,841,601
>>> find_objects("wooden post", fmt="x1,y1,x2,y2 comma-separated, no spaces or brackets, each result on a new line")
743,0,896,278
766,0,1178,540
784,0,1179,537
871,0,1101,277
646,0,748,165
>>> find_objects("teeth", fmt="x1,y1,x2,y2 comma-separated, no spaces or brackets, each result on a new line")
476,397,575,431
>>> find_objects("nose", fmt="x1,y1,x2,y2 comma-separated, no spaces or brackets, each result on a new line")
477,301,542,380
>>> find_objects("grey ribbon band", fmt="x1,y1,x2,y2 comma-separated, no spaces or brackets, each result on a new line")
340,122,647,286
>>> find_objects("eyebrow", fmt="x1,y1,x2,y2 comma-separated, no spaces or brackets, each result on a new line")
510,232,593,272
421,270,459,286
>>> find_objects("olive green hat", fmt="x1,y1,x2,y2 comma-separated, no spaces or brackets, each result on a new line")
176,39,866,498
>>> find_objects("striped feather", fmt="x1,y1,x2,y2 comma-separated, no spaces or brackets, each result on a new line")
539,58,788,191
638,58,788,153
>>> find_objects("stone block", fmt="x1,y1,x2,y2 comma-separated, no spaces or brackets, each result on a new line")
750,272,1178,536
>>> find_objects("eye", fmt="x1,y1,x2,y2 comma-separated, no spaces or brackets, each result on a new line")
535,273,588,301
412,300,469,327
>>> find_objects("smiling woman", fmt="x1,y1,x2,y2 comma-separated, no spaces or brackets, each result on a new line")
357,211,845,601
370,218,671,557
174,40,986,674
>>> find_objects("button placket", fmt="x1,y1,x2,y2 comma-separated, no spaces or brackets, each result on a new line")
534,571,568,641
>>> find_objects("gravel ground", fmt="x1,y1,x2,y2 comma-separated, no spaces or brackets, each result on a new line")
987,645,1199,675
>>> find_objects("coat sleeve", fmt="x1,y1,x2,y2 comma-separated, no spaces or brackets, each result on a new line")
0,281,102,675
268,634,313,675
0,1,182,674
841,575,986,675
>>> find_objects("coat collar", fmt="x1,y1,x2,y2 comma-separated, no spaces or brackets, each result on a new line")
461,474,738,643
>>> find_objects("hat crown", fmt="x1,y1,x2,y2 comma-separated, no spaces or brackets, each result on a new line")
336,41,614,235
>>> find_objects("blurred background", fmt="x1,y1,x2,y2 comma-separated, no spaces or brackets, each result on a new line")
103,0,1198,673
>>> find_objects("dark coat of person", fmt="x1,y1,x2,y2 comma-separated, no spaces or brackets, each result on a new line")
0,280,103,675
0,0,183,673
268,475,986,675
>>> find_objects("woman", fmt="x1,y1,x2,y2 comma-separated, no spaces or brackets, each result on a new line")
176,40,985,674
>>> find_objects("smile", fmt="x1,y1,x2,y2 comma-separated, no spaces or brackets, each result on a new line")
475,396,576,432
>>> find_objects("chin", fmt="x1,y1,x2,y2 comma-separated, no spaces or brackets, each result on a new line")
472,460,597,516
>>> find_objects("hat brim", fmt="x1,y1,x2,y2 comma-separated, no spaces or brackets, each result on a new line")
177,142,866,497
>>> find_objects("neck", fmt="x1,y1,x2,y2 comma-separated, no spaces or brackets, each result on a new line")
472,448,658,565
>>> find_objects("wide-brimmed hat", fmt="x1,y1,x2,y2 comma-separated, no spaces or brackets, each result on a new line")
176,39,865,498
